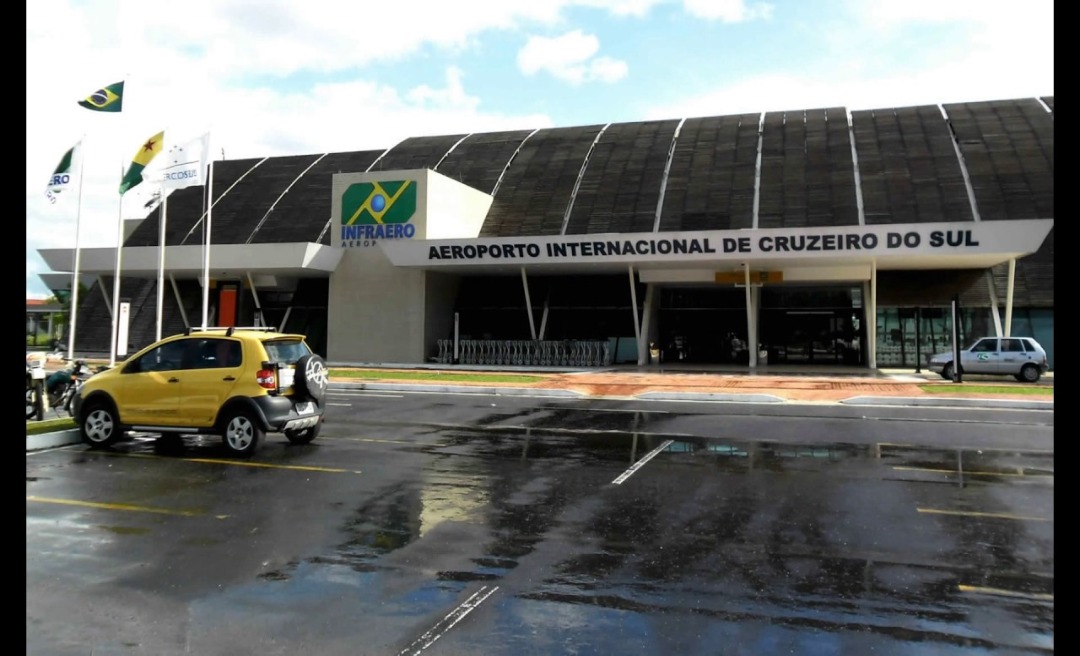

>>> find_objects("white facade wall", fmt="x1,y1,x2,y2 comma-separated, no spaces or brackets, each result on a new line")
328,169,492,364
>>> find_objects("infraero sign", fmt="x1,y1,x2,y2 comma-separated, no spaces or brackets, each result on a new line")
340,180,417,248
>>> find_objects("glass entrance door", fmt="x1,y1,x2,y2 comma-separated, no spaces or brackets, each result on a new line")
764,310,858,364
759,286,863,366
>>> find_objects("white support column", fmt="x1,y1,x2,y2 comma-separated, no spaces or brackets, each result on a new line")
639,283,656,365
520,267,537,340
867,261,878,368
97,277,112,316
169,274,189,330
246,272,265,327
986,271,1003,337
751,285,762,364
538,294,550,341
628,267,642,362
1005,258,1016,336
743,264,757,367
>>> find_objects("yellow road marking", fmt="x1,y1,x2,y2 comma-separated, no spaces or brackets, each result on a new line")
893,466,1051,478
958,585,1054,601
27,496,205,517
99,451,356,473
179,457,353,473
917,507,1052,522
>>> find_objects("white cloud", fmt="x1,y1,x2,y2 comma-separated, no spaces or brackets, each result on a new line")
24,0,1052,300
575,0,665,17
682,0,773,22
518,31,629,85
645,0,1051,119
27,0,606,297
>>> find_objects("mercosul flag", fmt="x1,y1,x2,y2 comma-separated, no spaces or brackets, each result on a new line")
119,131,164,195
45,142,81,204
77,81,124,112
142,133,210,189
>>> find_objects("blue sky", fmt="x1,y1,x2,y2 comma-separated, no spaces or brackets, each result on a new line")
25,0,1053,298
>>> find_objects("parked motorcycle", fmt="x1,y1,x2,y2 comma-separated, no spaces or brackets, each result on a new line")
26,359,98,419
25,353,47,420
49,360,99,416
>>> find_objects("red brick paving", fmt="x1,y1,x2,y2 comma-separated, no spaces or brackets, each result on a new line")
331,369,1053,403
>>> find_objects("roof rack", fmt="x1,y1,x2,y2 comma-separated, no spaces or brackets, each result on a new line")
185,326,278,336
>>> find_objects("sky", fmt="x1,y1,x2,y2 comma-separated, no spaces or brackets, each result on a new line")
25,0,1054,299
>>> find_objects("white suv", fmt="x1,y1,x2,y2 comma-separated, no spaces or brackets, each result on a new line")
927,336,1049,383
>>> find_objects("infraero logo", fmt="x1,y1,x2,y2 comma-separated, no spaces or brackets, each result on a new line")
340,180,417,247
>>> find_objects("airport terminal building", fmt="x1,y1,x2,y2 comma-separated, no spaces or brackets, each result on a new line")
37,95,1054,369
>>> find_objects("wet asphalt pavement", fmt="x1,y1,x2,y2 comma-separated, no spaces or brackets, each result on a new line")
26,389,1053,655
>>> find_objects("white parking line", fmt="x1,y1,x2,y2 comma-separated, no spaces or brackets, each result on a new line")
398,584,500,655
329,391,405,398
611,439,674,485
544,406,670,414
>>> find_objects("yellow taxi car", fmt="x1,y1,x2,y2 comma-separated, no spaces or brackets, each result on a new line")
72,327,328,457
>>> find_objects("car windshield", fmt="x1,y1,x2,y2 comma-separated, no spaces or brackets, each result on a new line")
263,338,310,363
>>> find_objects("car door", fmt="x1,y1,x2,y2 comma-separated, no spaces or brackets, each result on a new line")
177,337,243,426
118,339,187,425
963,338,1000,375
998,338,1028,375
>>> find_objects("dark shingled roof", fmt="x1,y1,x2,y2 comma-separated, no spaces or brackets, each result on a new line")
480,124,607,237
564,119,680,235
658,113,760,232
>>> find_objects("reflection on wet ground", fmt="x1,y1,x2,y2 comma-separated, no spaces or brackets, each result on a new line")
253,424,1050,652
47,417,1052,654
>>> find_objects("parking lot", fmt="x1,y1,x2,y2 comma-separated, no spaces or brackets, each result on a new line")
27,386,1053,655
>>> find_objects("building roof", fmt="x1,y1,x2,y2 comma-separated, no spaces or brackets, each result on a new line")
38,95,1055,305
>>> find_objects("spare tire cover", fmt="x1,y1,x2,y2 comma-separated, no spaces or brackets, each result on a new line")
294,354,329,402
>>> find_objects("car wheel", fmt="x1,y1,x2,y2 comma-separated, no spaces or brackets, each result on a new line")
26,387,37,419
1019,364,1041,383
942,363,954,380
221,410,263,457
81,401,121,448
284,422,321,445
293,354,329,403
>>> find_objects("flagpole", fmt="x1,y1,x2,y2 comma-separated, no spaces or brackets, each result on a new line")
66,139,86,362
110,163,124,367
202,160,213,329
156,192,167,341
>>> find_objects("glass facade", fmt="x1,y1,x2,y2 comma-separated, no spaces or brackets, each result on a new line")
875,306,1054,370
446,274,1055,370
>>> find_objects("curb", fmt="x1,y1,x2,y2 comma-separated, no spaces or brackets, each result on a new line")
637,391,786,403
26,428,80,452
840,396,1054,410
334,382,584,398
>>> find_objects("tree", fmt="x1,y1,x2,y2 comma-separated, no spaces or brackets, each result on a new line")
46,282,90,344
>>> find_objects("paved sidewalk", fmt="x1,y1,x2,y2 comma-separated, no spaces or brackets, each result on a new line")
328,364,1054,408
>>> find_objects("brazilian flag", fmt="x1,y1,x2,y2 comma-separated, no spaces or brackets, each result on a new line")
78,81,124,112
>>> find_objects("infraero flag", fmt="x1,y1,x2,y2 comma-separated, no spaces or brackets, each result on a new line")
45,142,81,205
